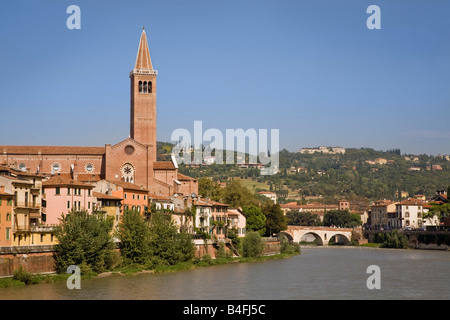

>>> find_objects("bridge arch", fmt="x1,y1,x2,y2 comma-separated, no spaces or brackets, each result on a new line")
279,231,294,242
300,232,324,246
329,233,351,245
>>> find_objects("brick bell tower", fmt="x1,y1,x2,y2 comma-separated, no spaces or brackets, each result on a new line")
130,27,157,161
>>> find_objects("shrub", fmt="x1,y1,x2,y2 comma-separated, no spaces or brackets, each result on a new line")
242,231,265,258
279,234,301,254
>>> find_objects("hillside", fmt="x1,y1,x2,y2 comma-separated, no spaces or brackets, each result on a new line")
158,142,450,202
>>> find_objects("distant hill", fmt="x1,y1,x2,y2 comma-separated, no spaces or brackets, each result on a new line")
167,144,450,202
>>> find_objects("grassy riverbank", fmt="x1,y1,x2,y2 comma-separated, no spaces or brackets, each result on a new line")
0,252,300,288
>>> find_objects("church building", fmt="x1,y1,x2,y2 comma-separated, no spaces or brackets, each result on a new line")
0,29,197,198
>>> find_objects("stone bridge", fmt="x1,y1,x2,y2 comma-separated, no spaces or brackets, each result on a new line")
281,226,353,246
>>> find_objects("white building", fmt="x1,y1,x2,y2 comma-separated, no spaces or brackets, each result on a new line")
258,191,277,203
395,199,438,229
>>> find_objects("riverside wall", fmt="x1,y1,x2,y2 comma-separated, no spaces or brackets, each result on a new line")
0,240,281,277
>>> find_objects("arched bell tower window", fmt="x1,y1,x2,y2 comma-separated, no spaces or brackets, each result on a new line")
143,81,148,93
148,81,152,93
138,81,143,93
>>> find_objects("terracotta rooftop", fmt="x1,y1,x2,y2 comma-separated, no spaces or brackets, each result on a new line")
153,161,176,170
77,174,102,182
106,180,148,192
92,191,122,200
0,145,105,155
396,199,428,206
177,173,196,181
0,189,13,197
43,174,94,187
148,194,172,201
193,198,229,207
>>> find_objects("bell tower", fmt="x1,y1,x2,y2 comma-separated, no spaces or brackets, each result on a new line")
130,27,157,160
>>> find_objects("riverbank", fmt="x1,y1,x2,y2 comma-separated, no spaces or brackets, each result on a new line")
0,251,300,289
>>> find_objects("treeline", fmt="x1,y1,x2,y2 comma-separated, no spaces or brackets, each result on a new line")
285,209,362,228
53,209,195,274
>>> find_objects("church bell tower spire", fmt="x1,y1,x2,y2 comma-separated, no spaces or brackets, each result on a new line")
130,28,157,160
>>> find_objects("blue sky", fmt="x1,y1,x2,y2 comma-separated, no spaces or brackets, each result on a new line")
0,0,449,155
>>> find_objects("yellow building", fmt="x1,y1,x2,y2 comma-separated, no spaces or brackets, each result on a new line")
93,192,122,229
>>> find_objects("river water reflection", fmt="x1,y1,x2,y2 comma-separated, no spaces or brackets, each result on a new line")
0,247,448,300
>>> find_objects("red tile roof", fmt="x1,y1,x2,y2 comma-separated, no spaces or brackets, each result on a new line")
0,145,105,155
148,194,172,201
42,174,94,187
105,180,148,192
153,161,176,170
93,192,122,200
177,173,196,181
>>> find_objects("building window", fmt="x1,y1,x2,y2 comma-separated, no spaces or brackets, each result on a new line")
139,81,143,93
68,187,71,195
52,162,61,172
85,163,94,173
40,234,44,242
125,145,135,155
6,228,10,241
148,81,152,93
67,201,70,209
56,187,60,195
143,81,148,93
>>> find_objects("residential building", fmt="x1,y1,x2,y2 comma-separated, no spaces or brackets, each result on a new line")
395,199,436,229
370,200,397,229
93,192,122,228
42,174,95,225
227,208,247,238
338,199,350,211
94,180,149,216
0,166,45,246
0,186,13,246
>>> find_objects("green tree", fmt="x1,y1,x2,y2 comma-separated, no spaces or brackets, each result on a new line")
242,231,265,258
286,211,322,226
323,210,360,228
53,209,116,274
242,205,266,236
221,180,259,208
116,210,152,265
262,202,287,236
148,210,195,266
198,177,222,201
380,230,409,248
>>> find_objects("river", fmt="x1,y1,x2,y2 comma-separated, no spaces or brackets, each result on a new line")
0,247,448,300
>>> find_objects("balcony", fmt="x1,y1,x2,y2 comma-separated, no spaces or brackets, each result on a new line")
30,225,54,233
13,225,30,232
13,202,41,210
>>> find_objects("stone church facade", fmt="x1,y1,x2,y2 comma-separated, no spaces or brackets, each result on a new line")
0,29,197,198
